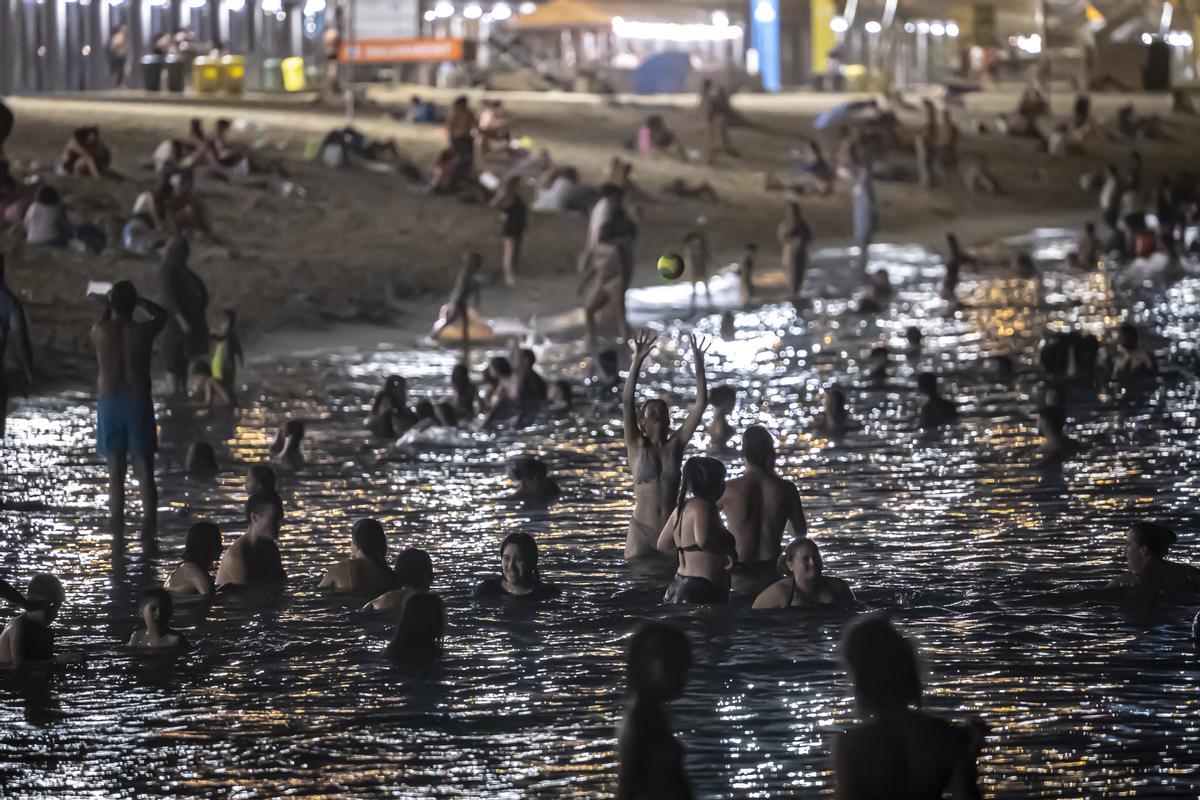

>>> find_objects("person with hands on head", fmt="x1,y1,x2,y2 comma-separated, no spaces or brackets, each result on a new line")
622,330,709,560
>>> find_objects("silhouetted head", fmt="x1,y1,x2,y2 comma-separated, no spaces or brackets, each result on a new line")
508,456,549,484
415,399,436,422
451,363,472,392
453,95,468,109
350,518,387,568
916,372,938,396
35,185,59,205
627,622,691,702
905,326,923,350
842,614,923,714
27,573,65,621
709,385,736,414
384,375,408,404
245,491,284,539
186,441,219,476
139,586,174,628
500,531,540,585
183,521,222,567
1117,323,1140,351
678,456,726,510
1038,405,1066,438
597,349,619,380
394,548,433,591
109,280,138,319
487,356,513,381
246,464,276,495
1126,521,1177,574
742,425,776,471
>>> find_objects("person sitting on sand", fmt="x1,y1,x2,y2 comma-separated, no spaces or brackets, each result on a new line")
779,202,812,301
215,492,286,590
246,463,276,496
60,126,113,179
721,426,807,577
367,548,434,614
624,331,709,560
617,622,694,800
707,386,736,454
127,587,187,650
917,372,958,429
319,518,395,597
636,114,686,159
1037,405,1080,466
474,532,561,601
657,456,738,605
385,592,445,664
22,185,72,247
752,538,854,609
189,360,234,409
816,385,857,437
366,375,417,438
270,420,306,471
1105,323,1157,381
164,521,223,597
834,614,984,799
1106,521,1200,599
507,456,559,505
0,573,65,665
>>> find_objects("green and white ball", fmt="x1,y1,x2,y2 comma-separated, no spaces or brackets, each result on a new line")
657,252,685,281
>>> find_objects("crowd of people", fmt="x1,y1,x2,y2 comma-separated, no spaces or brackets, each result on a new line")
1,82,1199,798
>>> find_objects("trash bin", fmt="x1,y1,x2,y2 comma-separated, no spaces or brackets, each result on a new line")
140,55,164,91
262,58,284,91
164,55,187,92
281,57,306,92
192,56,221,93
219,55,246,94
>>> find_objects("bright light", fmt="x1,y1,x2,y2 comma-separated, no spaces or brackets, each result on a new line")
223,0,245,10
303,0,324,15
1161,2,1174,32
930,22,945,36
518,1,535,12
864,20,881,34
148,0,167,7
612,16,743,42
1016,33,1042,53
946,22,959,37
753,0,776,24
464,3,482,18
917,21,930,34
711,10,729,27
492,2,512,20
1141,32,1153,45
186,0,206,8
830,15,848,33
423,9,436,20
434,1,454,17
904,22,915,33
82,45,92,54
261,0,280,12
746,46,759,75
1166,31,1193,47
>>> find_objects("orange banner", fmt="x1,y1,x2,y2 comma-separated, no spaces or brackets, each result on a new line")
339,38,465,63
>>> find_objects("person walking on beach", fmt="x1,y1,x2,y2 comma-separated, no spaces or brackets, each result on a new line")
0,255,34,442
91,280,167,537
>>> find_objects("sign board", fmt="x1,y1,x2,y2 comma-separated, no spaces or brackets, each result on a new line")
341,38,468,63
353,0,421,41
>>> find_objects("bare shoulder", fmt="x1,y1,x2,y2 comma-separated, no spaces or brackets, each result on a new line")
752,579,791,609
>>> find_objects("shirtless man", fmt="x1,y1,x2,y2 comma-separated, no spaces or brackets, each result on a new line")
0,573,64,665
0,255,34,441
215,492,287,589
720,426,807,593
91,281,167,536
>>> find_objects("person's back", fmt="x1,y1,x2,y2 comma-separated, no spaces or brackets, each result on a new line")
722,470,802,565
92,298,160,400
836,708,978,800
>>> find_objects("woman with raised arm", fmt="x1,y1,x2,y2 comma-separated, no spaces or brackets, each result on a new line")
622,330,708,560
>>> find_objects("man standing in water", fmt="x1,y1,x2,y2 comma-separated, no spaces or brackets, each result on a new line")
216,492,287,589
0,256,34,442
91,281,166,537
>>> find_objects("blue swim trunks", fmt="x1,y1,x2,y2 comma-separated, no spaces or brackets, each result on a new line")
96,392,158,458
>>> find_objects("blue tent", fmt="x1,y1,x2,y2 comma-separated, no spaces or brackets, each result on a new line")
632,51,692,95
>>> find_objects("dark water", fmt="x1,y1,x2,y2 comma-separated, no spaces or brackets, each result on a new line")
2,231,1199,798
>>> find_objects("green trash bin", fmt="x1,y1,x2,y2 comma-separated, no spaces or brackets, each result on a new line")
140,55,164,91
261,58,285,91
164,55,187,92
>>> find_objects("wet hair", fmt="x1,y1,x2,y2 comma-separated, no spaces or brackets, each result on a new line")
709,385,736,411
627,622,691,701
245,491,283,522
674,457,726,531
27,573,65,609
183,521,222,566
742,425,776,471
434,402,458,427
1038,404,1066,435
916,372,938,395
35,185,60,205
842,614,923,714
1129,521,1177,557
139,586,174,624
388,592,445,660
1117,323,1140,349
451,363,472,391
246,464,276,495
499,531,540,582
905,326,923,345
283,420,305,439
639,398,669,425
351,518,388,569
488,356,513,380
186,441,219,476
517,348,537,370
779,536,820,576
109,281,138,318
509,456,549,483
415,399,436,421
394,548,434,590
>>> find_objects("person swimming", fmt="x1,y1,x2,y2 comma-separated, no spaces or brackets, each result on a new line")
617,622,694,800
916,372,958,429
1037,405,1080,466
720,426,807,582
905,326,923,360
0,573,65,665
474,532,561,601
246,463,277,496
127,587,187,650
1106,323,1157,380
185,441,220,478
215,492,287,590
384,592,445,664
548,379,574,414
623,330,709,560
507,457,560,505
450,364,477,420
318,518,395,598
816,384,857,437
1106,522,1200,599
270,420,306,471
164,521,223,597
657,456,737,605
707,385,736,454
834,614,984,799
752,538,854,609
367,376,417,438
367,548,434,614
866,345,890,384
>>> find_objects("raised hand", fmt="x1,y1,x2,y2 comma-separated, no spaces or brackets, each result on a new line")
631,328,658,361
689,333,711,362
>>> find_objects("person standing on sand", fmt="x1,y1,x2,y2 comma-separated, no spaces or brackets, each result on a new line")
91,280,167,537
0,255,34,442
492,175,527,287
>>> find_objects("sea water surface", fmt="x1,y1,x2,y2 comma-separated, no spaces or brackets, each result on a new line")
2,231,1199,798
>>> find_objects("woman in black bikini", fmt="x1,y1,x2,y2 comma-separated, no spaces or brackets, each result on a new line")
752,538,855,609
474,532,561,601
657,456,737,605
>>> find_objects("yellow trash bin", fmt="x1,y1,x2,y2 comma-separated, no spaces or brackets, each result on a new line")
192,56,221,94
281,57,306,92
842,64,868,93
219,55,246,94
